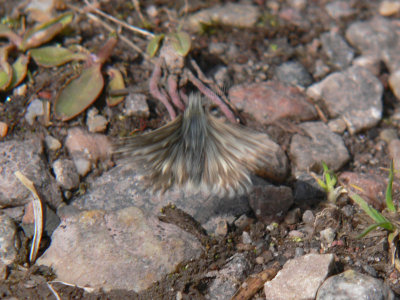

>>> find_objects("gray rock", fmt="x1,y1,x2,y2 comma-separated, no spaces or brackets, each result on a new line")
229,81,317,124
0,139,62,208
73,163,251,226
275,61,313,87
380,128,398,144
21,203,60,238
302,210,315,225
242,231,252,244
25,99,44,125
0,214,18,265
319,227,336,246
346,17,400,73
206,253,251,300
290,122,350,174
325,1,355,19
234,214,253,230
265,254,335,300
307,66,383,134
248,179,293,223
389,70,400,100
316,269,394,300
37,206,202,292
123,92,150,118
44,135,61,151
185,3,260,32
52,159,80,190
321,30,355,69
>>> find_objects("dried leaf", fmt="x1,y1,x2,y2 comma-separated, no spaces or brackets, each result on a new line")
94,36,118,65
30,46,88,67
170,31,191,56
8,54,29,89
55,64,104,121
20,11,74,51
14,171,43,264
146,34,164,58
106,67,125,106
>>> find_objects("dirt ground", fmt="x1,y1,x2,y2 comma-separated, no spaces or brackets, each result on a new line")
0,0,400,299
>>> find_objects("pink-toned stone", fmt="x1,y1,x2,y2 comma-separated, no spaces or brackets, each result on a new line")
228,81,317,124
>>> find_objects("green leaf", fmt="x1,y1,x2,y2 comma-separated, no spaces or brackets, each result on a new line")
170,31,191,56
55,64,104,121
357,222,395,238
386,160,396,212
20,12,74,51
106,67,126,106
30,46,88,67
146,34,164,58
350,193,392,226
8,54,29,89
0,46,12,91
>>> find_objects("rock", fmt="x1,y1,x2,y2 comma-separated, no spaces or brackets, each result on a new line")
242,231,252,244
205,253,251,300
72,163,251,227
352,55,381,76
379,1,400,16
389,70,400,100
0,122,8,138
264,254,335,300
65,127,112,175
123,92,150,118
389,139,400,178
0,261,7,280
327,118,347,134
234,214,253,230
185,3,260,32
289,121,350,175
302,210,315,225
86,108,108,133
37,206,202,292
275,61,313,87
346,17,400,73
379,129,398,144
313,59,330,79
0,214,19,265
307,66,383,134
21,202,60,238
325,1,355,19
214,219,229,237
229,81,317,124
52,159,80,190
339,171,395,210
0,139,62,208
319,227,336,246
284,208,301,225
25,99,44,125
2,206,24,222
44,135,61,151
316,269,394,300
293,173,326,206
320,30,354,70
248,179,293,223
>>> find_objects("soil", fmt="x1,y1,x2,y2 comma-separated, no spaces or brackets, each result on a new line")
0,0,400,299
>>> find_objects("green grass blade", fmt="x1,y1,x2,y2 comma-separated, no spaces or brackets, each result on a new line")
350,194,389,224
386,160,396,212
356,222,394,238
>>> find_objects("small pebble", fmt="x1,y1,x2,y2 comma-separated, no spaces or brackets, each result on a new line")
242,231,252,244
284,208,301,225
72,157,92,177
379,129,398,144
320,227,336,245
87,108,108,133
234,214,253,230
328,118,347,134
52,159,80,190
295,247,305,257
255,256,264,264
379,1,400,16
288,230,305,238
302,210,315,225
215,219,229,237
0,122,8,138
44,135,61,151
123,93,150,118
25,99,44,125
13,84,27,96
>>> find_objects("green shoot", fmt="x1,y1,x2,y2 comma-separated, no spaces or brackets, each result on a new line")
313,161,344,203
386,160,396,212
